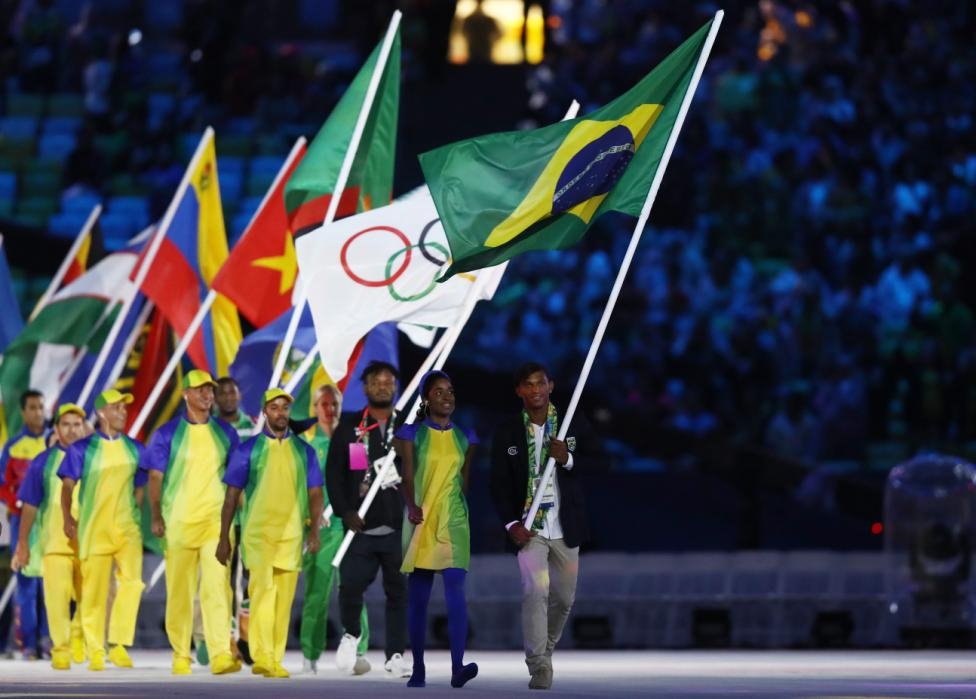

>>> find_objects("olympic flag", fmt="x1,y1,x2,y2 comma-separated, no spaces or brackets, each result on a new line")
295,186,504,382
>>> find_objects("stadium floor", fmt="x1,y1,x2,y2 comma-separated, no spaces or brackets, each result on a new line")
2,649,975,698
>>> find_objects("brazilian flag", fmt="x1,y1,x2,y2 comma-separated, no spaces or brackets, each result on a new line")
420,18,715,279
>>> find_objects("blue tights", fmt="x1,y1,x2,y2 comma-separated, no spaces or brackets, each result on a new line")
407,568,477,687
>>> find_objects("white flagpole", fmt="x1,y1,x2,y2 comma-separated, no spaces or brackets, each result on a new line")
0,577,14,617
332,268,501,568
52,304,117,401
95,300,154,408
29,204,102,321
268,10,402,396
75,127,218,410
129,137,309,438
51,228,156,405
329,94,573,568
523,11,724,529
98,299,155,396
281,341,320,396
127,292,215,437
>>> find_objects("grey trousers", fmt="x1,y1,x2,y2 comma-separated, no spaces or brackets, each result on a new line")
516,536,579,674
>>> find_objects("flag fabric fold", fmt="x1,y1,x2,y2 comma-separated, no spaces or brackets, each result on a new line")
419,19,713,278
0,236,24,354
0,240,144,434
135,131,242,376
114,308,184,442
211,143,307,328
62,217,107,288
284,28,401,236
295,186,503,383
229,308,398,418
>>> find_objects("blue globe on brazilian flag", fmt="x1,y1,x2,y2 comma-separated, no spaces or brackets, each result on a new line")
420,18,715,279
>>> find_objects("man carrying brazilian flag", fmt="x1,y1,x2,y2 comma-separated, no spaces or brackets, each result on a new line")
420,17,716,279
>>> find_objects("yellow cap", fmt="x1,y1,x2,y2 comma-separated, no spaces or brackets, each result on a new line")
94,389,134,410
55,403,86,422
262,388,294,406
182,369,217,390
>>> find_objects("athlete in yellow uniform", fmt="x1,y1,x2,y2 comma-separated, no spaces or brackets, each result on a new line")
216,388,323,679
59,389,146,671
143,370,241,676
12,403,88,669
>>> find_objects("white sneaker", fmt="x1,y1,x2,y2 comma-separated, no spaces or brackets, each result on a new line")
353,655,371,675
336,634,358,674
384,652,411,678
301,657,317,674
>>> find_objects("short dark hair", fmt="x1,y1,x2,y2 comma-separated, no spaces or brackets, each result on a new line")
513,362,549,386
20,389,43,410
216,376,239,389
360,360,399,382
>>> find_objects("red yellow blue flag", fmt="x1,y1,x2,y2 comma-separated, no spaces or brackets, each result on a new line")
136,130,242,376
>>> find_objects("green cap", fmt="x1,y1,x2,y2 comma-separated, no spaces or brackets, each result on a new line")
182,369,218,390
94,389,134,410
55,403,86,422
262,388,294,406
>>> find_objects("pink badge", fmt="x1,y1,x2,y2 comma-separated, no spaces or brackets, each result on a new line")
349,443,368,471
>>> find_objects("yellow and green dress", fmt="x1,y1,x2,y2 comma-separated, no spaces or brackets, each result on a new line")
223,427,322,671
17,445,84,664
142,416,239,666
57,430,146,663
396,419,477,573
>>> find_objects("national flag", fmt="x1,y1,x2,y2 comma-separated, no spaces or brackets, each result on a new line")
284,27,400,236
136,130,242,376
290,322,398,419
0,239,145,434
229,305,318,418
294,186,505,383
61,217,107,288
0,235,24,354
113,308,184,442
211,141,307,328
229,308,400,418
419,19,714,278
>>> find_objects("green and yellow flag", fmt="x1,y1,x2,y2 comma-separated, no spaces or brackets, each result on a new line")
420,18,713,278
284,26,400,236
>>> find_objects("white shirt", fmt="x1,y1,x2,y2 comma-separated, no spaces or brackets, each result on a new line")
506,423,574,539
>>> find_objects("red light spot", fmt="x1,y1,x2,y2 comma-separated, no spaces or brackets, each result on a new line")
871,522,883,535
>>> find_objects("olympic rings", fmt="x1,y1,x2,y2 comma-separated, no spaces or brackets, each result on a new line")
418,219,448,266
385,242,449,302
340,219,451,303
340,226,412,287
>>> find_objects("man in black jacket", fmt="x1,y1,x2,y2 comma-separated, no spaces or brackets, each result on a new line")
490,361,592,690
325,361,410,678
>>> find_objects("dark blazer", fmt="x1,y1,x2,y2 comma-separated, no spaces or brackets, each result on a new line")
489,410,596,550
325,410,404,532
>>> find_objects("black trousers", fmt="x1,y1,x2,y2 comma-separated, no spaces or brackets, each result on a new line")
338,530,407,658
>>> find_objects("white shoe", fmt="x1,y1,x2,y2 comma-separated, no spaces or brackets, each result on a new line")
336,634,358,674
384,652,411,678
301,657,317,675
353,655,371,675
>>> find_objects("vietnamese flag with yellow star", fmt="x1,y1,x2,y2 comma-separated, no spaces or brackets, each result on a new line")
211,142,307,328
421,19,711,279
